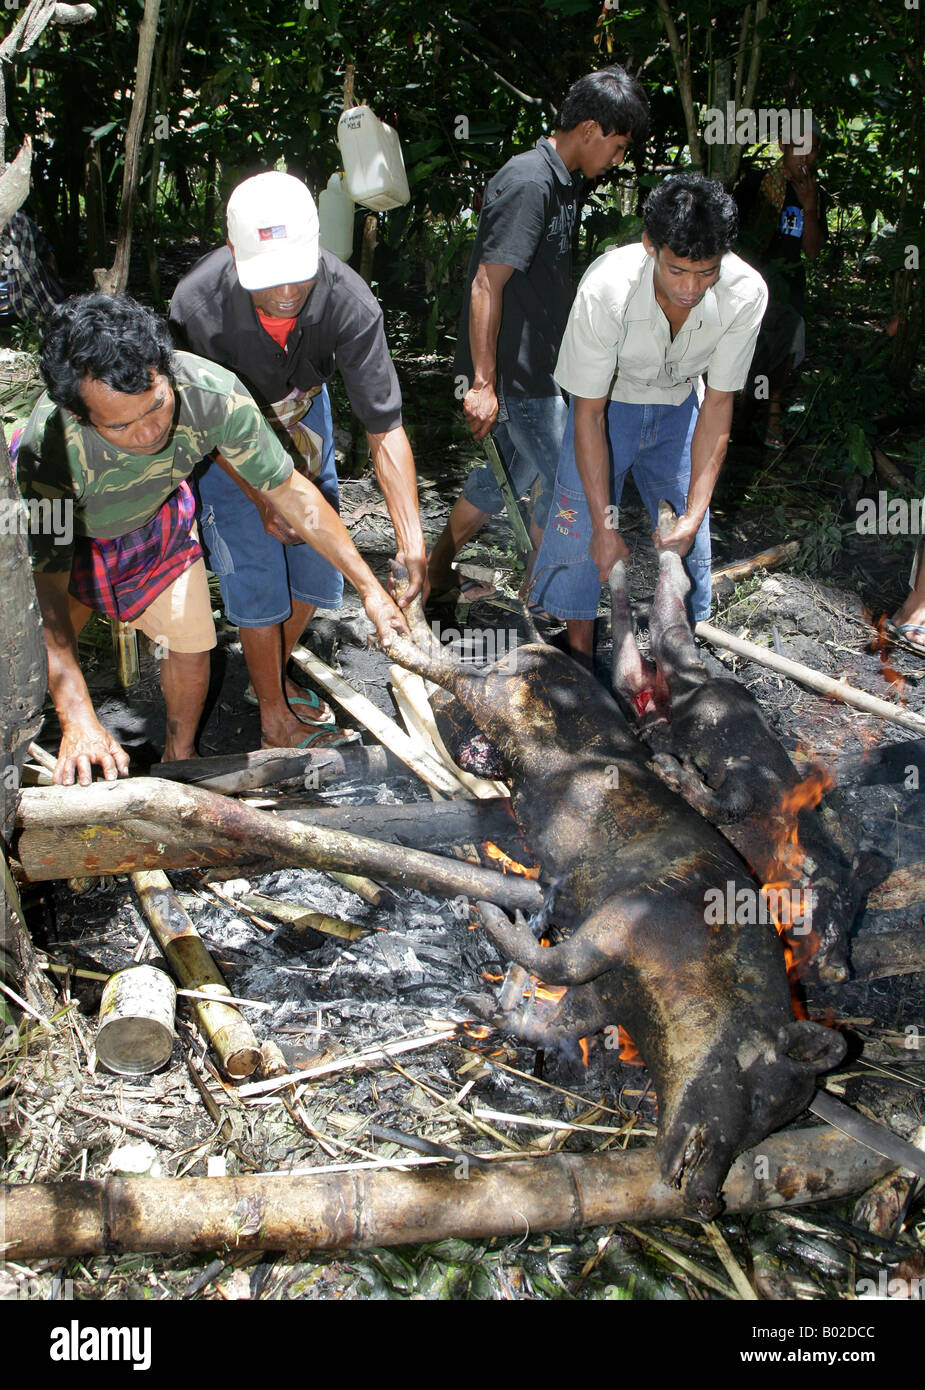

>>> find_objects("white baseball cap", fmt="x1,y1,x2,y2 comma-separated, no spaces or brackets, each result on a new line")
226,172,320,290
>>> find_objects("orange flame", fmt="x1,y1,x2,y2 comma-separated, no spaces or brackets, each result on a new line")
578,1036,590,1067
617,1025,643,1066
481,841,541,878
870,614,909,695
463,1022,491,1039
481,970,504,983
531,980,568,1004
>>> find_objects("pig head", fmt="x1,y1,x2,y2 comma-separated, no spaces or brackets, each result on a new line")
385,570,844,1217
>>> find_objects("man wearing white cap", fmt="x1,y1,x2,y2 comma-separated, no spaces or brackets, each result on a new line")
170,171,427,749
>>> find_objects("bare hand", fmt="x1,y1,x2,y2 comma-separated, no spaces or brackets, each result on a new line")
590,526,630,583
54,721,130,787
256,494,303,545
463,384,499,441
790,165,818,213
364,588,411,649
653,513,699,558
392,552,429,609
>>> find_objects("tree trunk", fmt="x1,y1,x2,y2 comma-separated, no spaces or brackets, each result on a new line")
92,0,161,294
0,424,52,1009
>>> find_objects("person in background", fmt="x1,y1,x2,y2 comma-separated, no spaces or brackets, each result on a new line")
736,121,825,447
170,172,427,750
0,209,65,326
531,172,767,666
426,65,649,605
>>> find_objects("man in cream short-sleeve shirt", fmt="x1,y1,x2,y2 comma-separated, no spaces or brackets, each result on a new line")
532,172,767,663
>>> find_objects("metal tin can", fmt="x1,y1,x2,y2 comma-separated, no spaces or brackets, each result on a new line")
97,965,176,1075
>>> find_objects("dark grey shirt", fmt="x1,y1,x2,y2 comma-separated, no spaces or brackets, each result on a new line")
454,137,584,399
170,246,403,433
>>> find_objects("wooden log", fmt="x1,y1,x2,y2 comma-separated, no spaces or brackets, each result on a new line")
710,541,800,586
151,742,401,794
13,797,520,883
694,619,925,735
130,870,262,1078
15,779,545,914
0,1127,891,1259
851,927,925,981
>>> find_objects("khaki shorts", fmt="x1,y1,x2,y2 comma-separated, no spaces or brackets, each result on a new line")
131,555,217,654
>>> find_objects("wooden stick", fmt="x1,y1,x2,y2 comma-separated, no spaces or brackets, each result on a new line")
290,644,465,795
16,779,545,913
238,1028,458,1098
710,541,800,586
694,619,925,735
0,1127,892,1259
130,870,262,1079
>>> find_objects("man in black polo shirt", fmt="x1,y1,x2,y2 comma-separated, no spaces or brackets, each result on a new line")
170,172,426,749
427,66,649,602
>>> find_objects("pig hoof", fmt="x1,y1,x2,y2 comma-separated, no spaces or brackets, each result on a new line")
458,993,502,1029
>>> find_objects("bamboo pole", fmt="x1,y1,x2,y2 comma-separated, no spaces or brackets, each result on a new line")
389,665,509,800
0,1127,891,1259
694,620,925,735
130,870,262,1078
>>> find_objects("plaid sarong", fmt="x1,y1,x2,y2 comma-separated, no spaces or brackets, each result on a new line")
68,480,203,622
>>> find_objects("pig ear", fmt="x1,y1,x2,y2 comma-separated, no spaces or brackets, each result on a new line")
781,1020,846,1072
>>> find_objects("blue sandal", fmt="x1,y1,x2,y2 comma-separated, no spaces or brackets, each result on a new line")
244,683,335,725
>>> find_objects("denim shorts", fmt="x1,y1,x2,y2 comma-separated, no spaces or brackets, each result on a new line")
531,391,712,622
461,391,568,531
195,385,344,627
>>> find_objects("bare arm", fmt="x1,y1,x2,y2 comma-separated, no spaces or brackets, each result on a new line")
573,394,627,582
261,469,409,644
34,571,130,785
791,167,824,261
366,425,428,607
464,261,515,440
213,450,302,544
655,387,733,558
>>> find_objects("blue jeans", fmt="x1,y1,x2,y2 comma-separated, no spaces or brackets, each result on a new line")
532,391,712,622
461,391,568,531
195,385,344,627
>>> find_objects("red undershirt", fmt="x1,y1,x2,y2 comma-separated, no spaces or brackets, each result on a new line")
256,308,298,349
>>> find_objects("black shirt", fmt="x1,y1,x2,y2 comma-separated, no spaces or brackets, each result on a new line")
453,137,584,399
169,246,403,433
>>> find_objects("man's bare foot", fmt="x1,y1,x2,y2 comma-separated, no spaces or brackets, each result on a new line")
162,743,197,763
261,709,331,748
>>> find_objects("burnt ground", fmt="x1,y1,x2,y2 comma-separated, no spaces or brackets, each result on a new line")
3,349,925,1310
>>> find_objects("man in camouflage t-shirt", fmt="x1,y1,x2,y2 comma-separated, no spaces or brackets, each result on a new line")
16,294,408,786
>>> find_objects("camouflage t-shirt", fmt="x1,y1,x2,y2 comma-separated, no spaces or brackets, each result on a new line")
17,351,293,573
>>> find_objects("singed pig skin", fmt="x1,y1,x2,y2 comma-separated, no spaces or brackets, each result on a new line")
620,510,859,983
386,576,845,1218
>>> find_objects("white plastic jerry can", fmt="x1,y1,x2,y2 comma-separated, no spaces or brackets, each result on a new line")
337,104,411,211
319,172,355,260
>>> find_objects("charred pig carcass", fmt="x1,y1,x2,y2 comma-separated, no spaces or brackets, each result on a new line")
611,501,865,984
385,572,844,1219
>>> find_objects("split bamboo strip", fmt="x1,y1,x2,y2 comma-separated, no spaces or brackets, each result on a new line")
389,665,509,799
289,643,465,795
130,870,262,1078
694,619,925,734
238,1028,458,1098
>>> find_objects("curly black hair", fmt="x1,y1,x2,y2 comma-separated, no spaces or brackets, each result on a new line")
39,294,177,421
557,65,649,145
643,172,739,260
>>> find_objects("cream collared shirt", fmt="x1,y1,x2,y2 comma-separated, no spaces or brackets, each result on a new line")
555,242,768,406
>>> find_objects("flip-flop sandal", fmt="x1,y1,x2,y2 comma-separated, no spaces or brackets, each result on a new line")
243,684,335,725
884,620,925,657
287,690,336,726
260,725,361,751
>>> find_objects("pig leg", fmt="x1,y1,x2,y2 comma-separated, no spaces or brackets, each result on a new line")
462,969,614,1055
608,560,663,718
649,500,707,693
476,897,647,987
